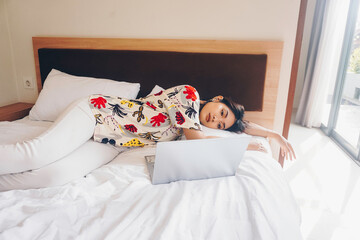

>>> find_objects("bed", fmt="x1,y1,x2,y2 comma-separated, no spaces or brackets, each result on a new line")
0,37,302,239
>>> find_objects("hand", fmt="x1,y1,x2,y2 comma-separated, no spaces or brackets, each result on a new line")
272,133,296,161
247,140,268,153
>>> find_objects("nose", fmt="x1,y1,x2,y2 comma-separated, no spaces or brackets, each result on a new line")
212,114,218,122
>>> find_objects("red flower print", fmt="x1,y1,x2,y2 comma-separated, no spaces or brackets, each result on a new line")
150,113,167,127
91,97,107,109
124,124,137,133
146,101,157,110
154,90,163,96
183,85,197,101
175,111,185,125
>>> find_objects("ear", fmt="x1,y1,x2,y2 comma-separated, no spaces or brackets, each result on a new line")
211,95,224,102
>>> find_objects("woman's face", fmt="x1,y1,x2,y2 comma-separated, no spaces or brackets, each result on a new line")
199,101,236,130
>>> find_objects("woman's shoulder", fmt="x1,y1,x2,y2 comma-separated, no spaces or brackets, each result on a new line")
164,85,199,96
165,85,197,91
163,85,200,104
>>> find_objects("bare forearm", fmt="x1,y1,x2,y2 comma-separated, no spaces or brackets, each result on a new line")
244,122,278,139
183,128,219,140
183,127,267,153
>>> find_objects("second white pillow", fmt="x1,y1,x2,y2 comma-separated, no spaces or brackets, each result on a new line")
29,69,141,121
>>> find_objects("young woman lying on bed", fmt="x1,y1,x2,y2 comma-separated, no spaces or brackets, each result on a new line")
0,85,295,176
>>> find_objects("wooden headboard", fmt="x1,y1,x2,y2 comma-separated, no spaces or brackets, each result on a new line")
32,37,283,130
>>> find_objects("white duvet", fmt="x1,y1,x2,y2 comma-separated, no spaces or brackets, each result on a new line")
0,119,302,240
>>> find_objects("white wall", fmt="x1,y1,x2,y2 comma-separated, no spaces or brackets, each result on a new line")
0,0,17,106
2,0,300,133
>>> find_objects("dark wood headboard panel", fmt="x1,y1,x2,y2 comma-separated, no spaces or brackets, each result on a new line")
38,49,267,111
33,37,283,130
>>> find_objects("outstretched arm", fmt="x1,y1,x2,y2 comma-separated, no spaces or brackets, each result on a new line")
182,128,269,153
244,122,296,160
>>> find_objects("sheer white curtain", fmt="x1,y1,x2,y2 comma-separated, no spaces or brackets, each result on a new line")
296,0,350,127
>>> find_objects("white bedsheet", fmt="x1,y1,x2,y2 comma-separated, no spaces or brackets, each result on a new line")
0,142,302,239
0,117,121,190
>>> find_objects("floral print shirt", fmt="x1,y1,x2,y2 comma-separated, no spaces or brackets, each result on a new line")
89,85,201,147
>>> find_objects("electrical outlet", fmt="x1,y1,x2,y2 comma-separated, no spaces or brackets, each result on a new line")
23,77,34,89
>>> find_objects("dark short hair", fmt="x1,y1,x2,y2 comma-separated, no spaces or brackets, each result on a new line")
220,97,247,133
200,97,247,133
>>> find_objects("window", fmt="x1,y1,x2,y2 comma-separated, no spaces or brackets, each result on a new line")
321,0,360,162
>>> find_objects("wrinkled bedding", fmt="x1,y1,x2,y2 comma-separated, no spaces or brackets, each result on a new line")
0,137,302,240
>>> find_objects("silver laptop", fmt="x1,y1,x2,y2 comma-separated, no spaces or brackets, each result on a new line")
145,135,251,185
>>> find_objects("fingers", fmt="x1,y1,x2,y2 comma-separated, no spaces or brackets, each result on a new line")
281,143,296,161
286,149,290,161
258,144,267,153
275,135,294,161
247,141,267,153
283,149,289,160
288,143,296,160
285,144,295,161
284,145,290,161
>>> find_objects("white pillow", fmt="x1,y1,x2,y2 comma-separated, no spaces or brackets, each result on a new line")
200,125,246,137
147,85,165,96
180,125,247,140
29,69,141,121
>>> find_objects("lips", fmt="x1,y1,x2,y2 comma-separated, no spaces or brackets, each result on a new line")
206,113,210,122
